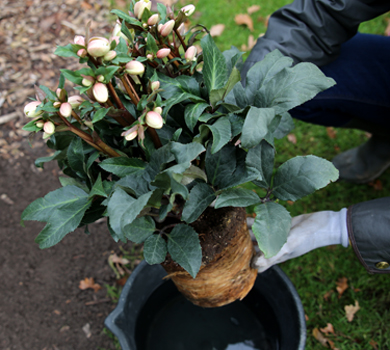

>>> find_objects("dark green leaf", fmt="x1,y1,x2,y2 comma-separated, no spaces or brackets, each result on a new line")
170,141,205,164
252,202,291,258
34,150,64,168
89,174,107,198
21,185,89,223
167,224,202,278
99,157,146,178
144,234,167,264
241,107,276,149
67,137,87,177
210,67,241,107
60,69,83,85
35,198,92,249
273,112,295,139
92,107,110,123
272,155,339,201
182,182,216,223
120,191,154,229
246,140,274,187
107,188,136,242
205,144,236,189
54,44,79,58
214,188,261,209
201,117,231,154
201,34,227,93
59,177,89,192
22,119,41,132
245,50,292,104
124,216,155,243
184,102,209,132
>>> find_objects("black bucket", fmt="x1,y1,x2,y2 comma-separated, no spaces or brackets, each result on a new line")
105,261,306,350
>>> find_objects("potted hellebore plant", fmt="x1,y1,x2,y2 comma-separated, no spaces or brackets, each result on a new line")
21,0,338,309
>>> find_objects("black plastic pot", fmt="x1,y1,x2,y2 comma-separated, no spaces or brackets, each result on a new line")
105,261,306,350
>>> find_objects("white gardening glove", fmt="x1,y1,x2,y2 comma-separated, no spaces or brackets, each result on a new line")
249,208,349,273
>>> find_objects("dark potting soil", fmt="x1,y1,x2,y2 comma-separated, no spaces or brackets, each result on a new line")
162,206,247,270
0,135,125,350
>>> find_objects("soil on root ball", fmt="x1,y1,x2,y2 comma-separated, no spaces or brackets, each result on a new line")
162,207,258,308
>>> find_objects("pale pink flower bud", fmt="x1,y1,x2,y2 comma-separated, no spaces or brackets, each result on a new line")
68,95,85,108
97,75,105,82
74,35,85,46
177,23,185,36
159,20,175,37
157,24,163,32
56,88,62,99
82,76,95,87
60,102,72,117
24,101,43,118
77,48,87,58
185,46,197,62
43,121,55,135
93,83,109,103
35,120,44,128
134,0,151,19
148,14,159,26
151,81,160,91
153,106,162,115
122,125,139,141
56,88,67,102
145,111,163,129
87,37,110,57
112,23,122,37
103,50,117,61
110,36,120,45
156,48,171,59
53,101,61,108
125,60,145,75
181,4,195,16
146,53,154,61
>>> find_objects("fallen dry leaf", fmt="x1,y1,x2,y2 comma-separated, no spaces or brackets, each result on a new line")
235,14,254,31
345,300,360,322
312,328,330,347
209,24,225,37
336,277,348,298
323,289,334,301
241,34,257,51
82,323,92,338
326,127,337,139
369,339,378,350
287,133,297,144
247,5,261,15
320,323,334,335
305,314,309,321
109,253,130,265
79,277,101,292
287,200,294,206
368,179,383,191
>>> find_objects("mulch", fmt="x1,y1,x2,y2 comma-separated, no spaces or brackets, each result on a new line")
0,0,134,349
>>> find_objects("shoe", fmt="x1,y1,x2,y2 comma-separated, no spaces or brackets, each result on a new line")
332,135,390,184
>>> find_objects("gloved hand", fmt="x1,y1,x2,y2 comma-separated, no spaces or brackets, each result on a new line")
249,208,349,273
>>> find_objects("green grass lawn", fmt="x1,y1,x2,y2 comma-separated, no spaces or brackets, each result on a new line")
108,1,390,348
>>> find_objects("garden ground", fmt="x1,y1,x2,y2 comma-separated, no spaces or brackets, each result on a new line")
1,0,390,349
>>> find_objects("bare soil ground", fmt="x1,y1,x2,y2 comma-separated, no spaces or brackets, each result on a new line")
0,1,130,349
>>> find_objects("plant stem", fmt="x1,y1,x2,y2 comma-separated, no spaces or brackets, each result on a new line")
106,82,136,126
71,110,83,125
120,75,140,106
174,28,187,51
56,112,120,157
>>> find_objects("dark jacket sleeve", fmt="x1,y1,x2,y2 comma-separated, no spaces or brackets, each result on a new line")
241,0,390,79
347,197,390,274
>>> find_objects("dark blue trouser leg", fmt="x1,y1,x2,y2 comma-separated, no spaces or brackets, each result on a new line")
290,33,390,130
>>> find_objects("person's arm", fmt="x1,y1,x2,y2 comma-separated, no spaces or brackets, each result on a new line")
242,0,390,79
251,197,390,274
348,197,390,274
